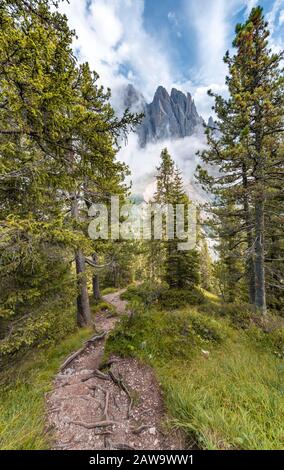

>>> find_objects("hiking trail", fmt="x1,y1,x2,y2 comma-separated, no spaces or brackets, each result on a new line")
46,290,184,450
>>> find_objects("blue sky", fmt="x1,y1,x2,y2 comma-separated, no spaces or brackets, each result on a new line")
60,0,284,119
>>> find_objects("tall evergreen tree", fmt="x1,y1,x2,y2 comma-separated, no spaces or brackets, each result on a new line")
154,148,199,289
0,0,140,363
197,7,284,314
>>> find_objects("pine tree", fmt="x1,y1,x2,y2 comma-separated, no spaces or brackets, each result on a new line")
199,238,213,293
0,0,140,363
197,7,284,314
154,148,199,289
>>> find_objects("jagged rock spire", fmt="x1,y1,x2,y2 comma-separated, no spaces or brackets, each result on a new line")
123,84,203,146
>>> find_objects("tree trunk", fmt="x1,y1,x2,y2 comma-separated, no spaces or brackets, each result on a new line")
253,98,267,314
71,195,91,326
92,254,101,301
242,163,255,304
75,248,92,327
254,199,267,314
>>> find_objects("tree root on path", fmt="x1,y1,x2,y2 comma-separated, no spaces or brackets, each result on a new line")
98,358,119,371
109,370,133,418
60,332,107,372
103,390,110,421
82,369,110,382
69,420,120,429
132,424,150,435
115,443,136,450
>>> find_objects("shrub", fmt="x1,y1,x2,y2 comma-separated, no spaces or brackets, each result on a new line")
158,288,205,310
121,282,166,306
200,301,254,329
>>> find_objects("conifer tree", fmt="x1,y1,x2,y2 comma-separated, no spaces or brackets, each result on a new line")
197,7,284,314
154,149,199,289
0,0,140,361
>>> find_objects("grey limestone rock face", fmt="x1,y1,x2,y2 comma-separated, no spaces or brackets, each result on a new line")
123,84,204,147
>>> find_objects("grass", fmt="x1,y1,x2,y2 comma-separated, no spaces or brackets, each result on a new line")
0,292,117,450
101,287,118,295
105,291,284,450
0,326,93,450
163,338,284,449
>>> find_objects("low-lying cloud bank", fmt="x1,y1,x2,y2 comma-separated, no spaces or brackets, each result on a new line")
118,131,208,203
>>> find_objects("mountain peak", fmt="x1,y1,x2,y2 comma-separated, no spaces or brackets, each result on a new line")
123,84,203,147
153,85,170,100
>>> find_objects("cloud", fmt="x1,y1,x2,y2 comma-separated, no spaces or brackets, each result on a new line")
184,0,238,84
245,0,258,15
58,0,283,198
59,0,174,104
168,11,182,37
118,131,208,202
267,0,284,51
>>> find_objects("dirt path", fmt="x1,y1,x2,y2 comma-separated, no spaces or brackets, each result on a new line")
46,290,184,450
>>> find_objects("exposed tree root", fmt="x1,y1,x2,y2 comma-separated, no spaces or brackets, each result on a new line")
82,369,109,382
115,443,136,450
60,332,107,371
109,370,133,418
70,420,120,429
132,424,150,435
103,390,110,421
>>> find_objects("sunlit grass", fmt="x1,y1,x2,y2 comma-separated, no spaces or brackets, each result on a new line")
106,295,284,450
163,337,284,449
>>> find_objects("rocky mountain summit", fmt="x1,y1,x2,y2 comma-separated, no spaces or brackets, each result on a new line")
123,84,204,147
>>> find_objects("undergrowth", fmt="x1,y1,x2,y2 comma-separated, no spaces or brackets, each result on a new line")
106,286,284,450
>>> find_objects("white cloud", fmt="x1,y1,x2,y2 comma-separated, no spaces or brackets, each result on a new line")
245,0,258,15
168,10,182,37
59,0,174,104
57,0,283,198
184,0,239,85
118,131,208,202
267,0,284,51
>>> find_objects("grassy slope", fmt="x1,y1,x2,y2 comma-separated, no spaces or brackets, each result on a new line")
0,297,116,450
0,327,93,449
105,293,284,450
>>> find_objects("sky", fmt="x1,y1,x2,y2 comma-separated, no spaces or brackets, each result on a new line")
58,0,284,200
59,0,284,120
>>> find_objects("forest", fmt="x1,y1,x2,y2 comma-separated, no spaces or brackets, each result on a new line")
0,0,283,455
